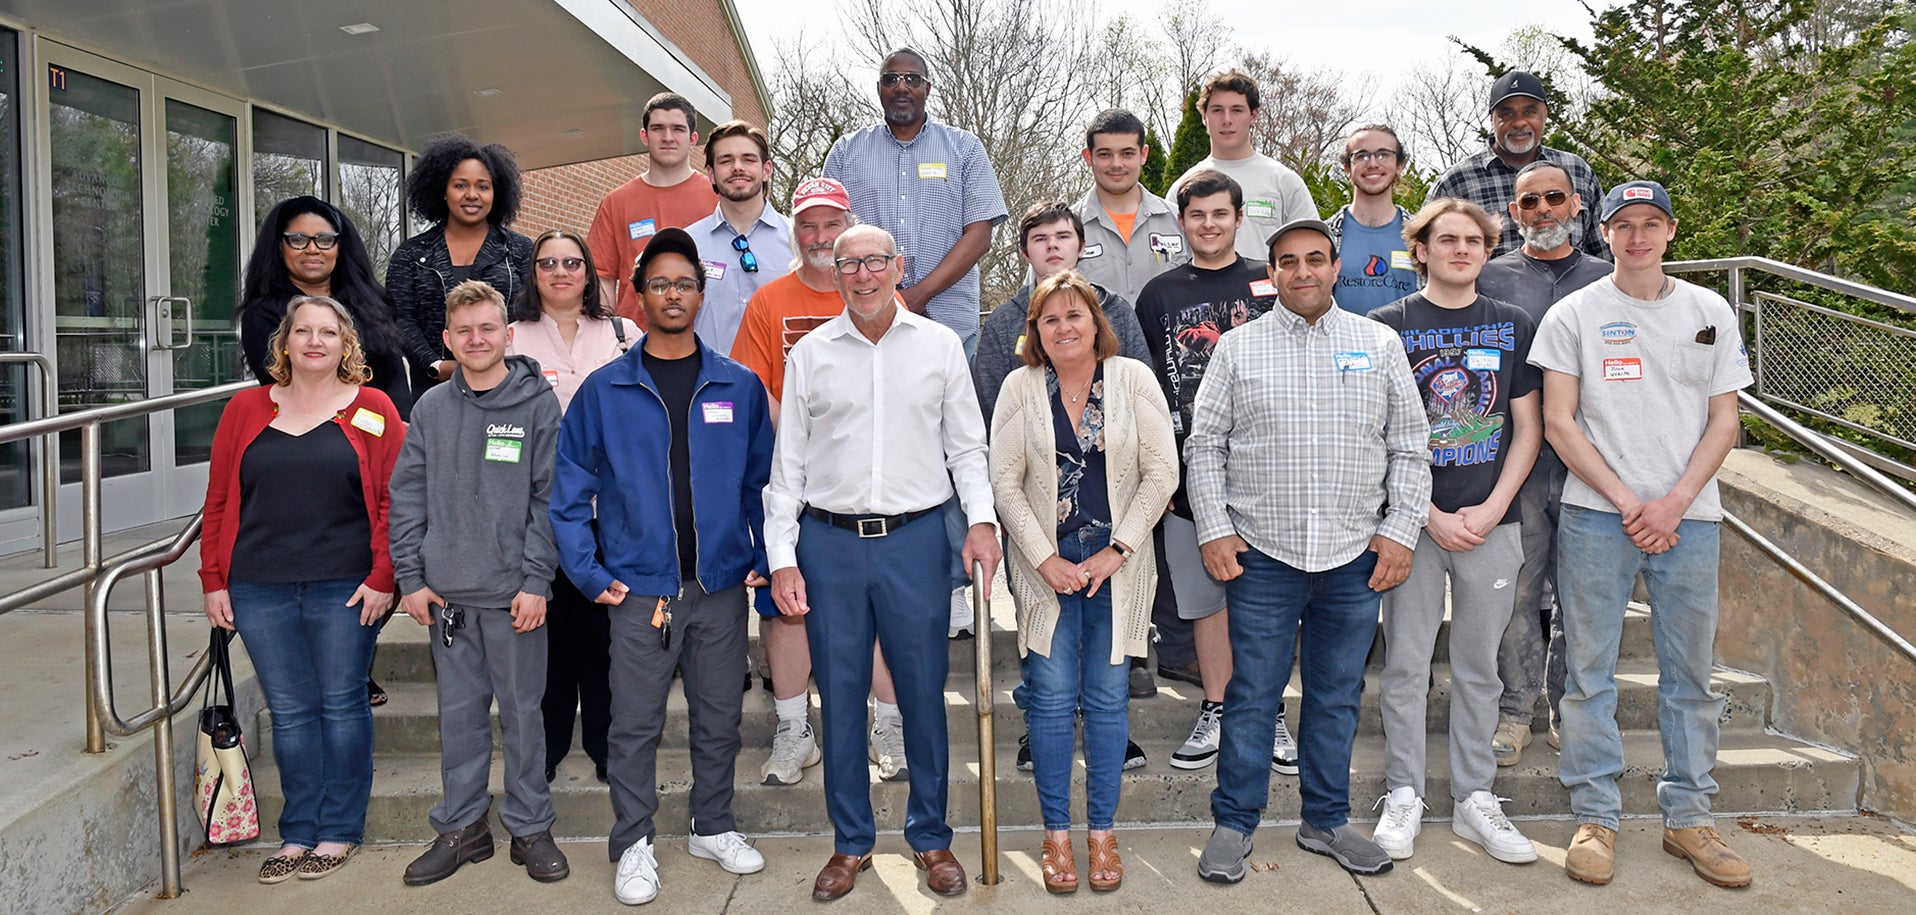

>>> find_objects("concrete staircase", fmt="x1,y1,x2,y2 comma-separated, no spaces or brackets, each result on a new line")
253,602,1860,842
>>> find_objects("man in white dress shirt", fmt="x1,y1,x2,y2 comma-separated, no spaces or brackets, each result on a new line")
763,224,1001,901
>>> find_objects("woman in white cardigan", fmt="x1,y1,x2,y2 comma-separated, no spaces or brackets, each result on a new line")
989,270,1177,894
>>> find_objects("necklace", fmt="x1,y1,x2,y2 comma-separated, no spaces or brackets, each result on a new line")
1061,372,1095,404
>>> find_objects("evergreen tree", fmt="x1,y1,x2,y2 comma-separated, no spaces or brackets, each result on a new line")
1140,128,1168,196
1160,88,1210,198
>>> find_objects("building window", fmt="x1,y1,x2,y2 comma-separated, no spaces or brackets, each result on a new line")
0,28,26,509
251,108,325,226
337,135,405,278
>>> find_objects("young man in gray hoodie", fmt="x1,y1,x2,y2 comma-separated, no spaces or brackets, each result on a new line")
390,279,568,885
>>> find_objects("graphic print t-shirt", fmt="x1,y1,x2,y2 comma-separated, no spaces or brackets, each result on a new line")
1369,293,1539,523
1333,208,1420,316
1132,256,1277,517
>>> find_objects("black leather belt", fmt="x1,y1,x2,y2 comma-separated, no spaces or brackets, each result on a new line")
804,505,939,538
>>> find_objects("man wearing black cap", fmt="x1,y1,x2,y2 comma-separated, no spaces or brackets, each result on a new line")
1428,71,1607,260
1185,217,1431,882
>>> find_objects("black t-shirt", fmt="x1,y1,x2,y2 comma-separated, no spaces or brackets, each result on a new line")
643,346,702,581
231,421,371,583
1369,292,1540,523
1131,255,1277,518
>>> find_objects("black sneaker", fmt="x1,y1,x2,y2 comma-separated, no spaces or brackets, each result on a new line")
1129,664,1158,699
1123,740,1147,770
1017,731,1033,772
594,760,609,784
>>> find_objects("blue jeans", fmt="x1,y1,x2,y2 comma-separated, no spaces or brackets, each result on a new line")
1021,527,1127,831
229,577,380,847
1556,505,1724,830
1212,547,1379,834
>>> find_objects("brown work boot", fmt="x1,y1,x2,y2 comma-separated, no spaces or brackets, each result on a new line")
1663,825,1752,888
914,848,969,896
811,852,871,901
1565,823,1616,885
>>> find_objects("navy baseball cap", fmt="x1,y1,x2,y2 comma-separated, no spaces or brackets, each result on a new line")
1488,71,1549,111
632,226,703,286
1598,180,1674,224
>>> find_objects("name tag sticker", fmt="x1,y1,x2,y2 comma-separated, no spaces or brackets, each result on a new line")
703,260,727,281
1014,333,1026,356
701,401,735,424
1602,357,1644,381
1081,243,1103,259
1391,250,1416,271
628,218,656,240
1334,351,1374,372
1249,279,1279,297
1465,348,1502,371
1149,233,1184,254
1244,199,1276,220
918,162,948,180
349,408,385,437
542,368,560,388
484,438,522,463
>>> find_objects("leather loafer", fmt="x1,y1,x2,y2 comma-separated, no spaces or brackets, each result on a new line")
914,848,968,896
812,852,871,901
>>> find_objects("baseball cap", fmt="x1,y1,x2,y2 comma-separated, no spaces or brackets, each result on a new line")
632,227,703,285
791,177,852,216
1266,217,1339,262
1598,180,1674,224
1488,71,1549,111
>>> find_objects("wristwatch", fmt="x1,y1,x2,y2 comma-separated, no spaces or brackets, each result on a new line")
1111,540,1133,559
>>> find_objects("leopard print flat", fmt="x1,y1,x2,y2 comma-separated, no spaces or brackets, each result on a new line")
257,850,308,884
296,845,357,880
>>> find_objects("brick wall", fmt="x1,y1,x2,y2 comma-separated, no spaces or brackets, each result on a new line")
518,152,649,237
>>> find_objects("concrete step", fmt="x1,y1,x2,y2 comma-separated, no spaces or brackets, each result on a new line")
344,658,1774,758
252,728,1859,844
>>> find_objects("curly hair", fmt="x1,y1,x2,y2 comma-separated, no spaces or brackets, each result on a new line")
513,229,609,323
405,134,522,227
240,195,402,355
266,296,373,385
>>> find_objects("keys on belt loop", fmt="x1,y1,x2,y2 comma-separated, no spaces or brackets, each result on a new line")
439,603,465,648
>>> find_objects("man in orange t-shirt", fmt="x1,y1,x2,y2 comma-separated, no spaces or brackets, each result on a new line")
588,92,719,325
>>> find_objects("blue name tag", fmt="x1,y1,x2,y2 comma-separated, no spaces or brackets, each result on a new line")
1465,348,1502,371
1334,351,1374,372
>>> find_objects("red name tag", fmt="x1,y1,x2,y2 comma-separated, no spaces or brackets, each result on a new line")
1249,279,1278,297
1602,357,1643,381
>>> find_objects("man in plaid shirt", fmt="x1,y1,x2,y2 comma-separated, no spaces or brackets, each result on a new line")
1186,217,1432,884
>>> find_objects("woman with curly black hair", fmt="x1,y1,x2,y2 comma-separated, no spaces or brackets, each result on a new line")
239,196,415,420
388,134,534,397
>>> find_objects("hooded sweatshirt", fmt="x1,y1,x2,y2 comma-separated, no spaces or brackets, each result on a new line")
389,354,562,606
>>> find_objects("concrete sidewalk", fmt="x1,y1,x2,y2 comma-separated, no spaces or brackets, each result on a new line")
114,815,1916,913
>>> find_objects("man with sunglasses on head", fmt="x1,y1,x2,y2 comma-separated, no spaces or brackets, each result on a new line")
1429,72,1607,260
689,121,792,356
1476,160,1613,768
1326,125,1420,317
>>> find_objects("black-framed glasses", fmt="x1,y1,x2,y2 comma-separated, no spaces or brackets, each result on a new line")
834,254,898,275
534,256,585,272
281,232,339,250
1517,190,1571,210
644,277,700,296
879,72,928,89
1349,149,1399,164
731,235,759,274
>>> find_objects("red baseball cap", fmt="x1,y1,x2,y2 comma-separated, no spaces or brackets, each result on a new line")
791,177,852,217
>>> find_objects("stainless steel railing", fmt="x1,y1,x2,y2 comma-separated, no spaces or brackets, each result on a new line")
0,351,59,568
970,559,999,886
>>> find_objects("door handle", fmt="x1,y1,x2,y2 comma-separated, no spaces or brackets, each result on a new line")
150,296,193,351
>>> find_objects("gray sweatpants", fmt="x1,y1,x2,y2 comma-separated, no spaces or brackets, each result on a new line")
429,603,555,837
1498,454,1569,724
606,581,748,860
1380,524,1523,801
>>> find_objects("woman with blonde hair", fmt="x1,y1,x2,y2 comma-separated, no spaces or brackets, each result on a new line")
990,270,1177,893
200,295,406,883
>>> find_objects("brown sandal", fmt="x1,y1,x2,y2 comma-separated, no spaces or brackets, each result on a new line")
1087,833,1123,891
1041,834,1079,894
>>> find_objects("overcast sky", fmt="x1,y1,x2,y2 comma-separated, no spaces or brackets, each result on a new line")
730,0,1602,113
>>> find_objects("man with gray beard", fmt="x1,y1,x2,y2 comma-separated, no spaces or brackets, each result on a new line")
1476,160,1613,766
1428,72,1607,259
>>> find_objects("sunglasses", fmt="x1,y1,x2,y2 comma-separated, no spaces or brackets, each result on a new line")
282,232,339,250
879,72,928,89
731,235,759,274
535,256,585,272
1517,190,1571,210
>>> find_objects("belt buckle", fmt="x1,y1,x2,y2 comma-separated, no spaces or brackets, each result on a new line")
857,517,888,538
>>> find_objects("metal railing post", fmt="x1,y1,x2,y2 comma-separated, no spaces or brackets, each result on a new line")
82,421,106,754
971,560,999,885
0,352,59,568
144,569,183,899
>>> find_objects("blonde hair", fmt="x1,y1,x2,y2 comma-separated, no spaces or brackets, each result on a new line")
266,296,372,385
444,279,509,325
1402,197,1501,278
1021,271,1119,369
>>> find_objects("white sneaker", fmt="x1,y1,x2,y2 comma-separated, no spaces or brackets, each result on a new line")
1170,701,1223,769
1271,714,1299,775
1370,786,1425,860
762,719,822,786
869,715,908,781
948,587,974,639
614,837,660,905
688,829,766,875
1453,791,1537,863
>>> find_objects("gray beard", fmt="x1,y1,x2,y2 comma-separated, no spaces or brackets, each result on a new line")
1522,221,1571,252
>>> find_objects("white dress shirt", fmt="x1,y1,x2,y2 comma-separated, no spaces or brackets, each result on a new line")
763,307,995,570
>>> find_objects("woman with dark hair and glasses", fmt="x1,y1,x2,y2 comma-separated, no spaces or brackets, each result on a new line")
389,134,534,397
240,196,414,420
508,229,639,783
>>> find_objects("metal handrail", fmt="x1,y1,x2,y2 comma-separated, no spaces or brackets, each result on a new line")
0,352,58,567
0,379,253,445
1665,255,1916,315
1723,512,1916,666
1736,393,1916,516
971,559,999,886
86,512,211,901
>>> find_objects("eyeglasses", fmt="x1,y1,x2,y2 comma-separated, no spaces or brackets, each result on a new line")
834,254,898,275
1516,190,1571,210
878,72,928,89
1349,149,1399,165
731,235,759,274
535,256,586,272
282,232,339,250
644,277,700,296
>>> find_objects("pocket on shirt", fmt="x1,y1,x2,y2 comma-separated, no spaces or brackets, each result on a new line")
1671,341,1714,387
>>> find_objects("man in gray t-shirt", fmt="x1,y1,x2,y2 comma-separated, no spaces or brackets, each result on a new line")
1528,181,1754,890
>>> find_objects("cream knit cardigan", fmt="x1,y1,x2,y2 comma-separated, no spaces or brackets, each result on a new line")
989,356,1178,664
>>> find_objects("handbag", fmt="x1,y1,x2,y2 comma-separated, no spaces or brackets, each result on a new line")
194,627,260,844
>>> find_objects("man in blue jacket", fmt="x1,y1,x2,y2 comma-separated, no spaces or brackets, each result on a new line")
551,227,776,906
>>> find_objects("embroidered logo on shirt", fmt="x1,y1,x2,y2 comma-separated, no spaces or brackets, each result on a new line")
486,423,526,438
1148,233,1184,255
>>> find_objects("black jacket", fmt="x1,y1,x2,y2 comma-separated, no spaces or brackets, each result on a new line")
388,223,534,396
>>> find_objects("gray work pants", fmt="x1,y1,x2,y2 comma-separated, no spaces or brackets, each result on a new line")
429,603,555,837
1499,453,1569,724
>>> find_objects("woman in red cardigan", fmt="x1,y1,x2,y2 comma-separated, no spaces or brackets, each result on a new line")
200,295,405,883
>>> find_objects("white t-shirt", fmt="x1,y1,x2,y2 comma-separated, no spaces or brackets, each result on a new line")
1169,153,1318,263
1528,276,1753,521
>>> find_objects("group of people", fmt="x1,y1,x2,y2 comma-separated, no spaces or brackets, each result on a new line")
198,47,1758,904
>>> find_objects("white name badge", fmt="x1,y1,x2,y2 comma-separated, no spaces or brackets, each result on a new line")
918,162,948,179
1465,348,1502,371
1249,278,1278,297
542,368,560,388
701,401,735,424
628,218,656,240
1244,199,1276,220
1602,357,1644,381
1081,243,1104,259
703,260,727,281
1334,351,1374,372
